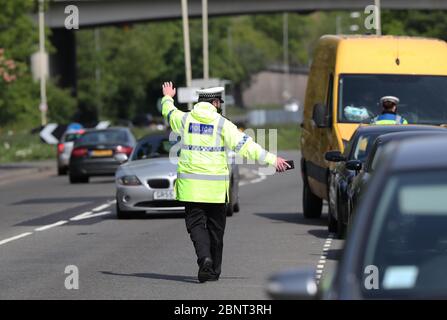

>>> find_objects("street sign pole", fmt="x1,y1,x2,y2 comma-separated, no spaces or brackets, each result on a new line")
202,0,209,81
181,0,193,109
375,0,382,35
38,0,48,126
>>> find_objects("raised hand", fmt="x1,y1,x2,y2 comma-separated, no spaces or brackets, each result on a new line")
162,81,176,98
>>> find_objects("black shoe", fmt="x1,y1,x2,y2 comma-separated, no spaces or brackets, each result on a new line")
198,257,215,283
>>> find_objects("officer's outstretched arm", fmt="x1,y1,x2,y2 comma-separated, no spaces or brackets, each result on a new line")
161,95,186,135
223,121,277,166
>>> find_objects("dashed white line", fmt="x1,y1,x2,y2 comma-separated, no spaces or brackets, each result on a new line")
0,200,114,247
35,220,68,231
0,232,33,246
315,233,335,284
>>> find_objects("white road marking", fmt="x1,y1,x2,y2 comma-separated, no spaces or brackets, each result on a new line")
0,200,115,247
239,169,268,187
0,232,33,246
70,210,112,221
92,203,111,212
315,233,335,284
70,211,92,221
35,220,68,231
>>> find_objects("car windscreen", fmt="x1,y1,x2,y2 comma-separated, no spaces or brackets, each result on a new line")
338,74,447,125
131,137,175,161
361,170,447,299
76,130,129,146
349,132,381,161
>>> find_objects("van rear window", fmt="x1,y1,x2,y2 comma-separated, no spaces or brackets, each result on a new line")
338,74,447,125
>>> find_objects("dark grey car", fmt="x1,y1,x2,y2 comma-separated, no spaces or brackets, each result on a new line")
69,127,136,183
268,135,447,299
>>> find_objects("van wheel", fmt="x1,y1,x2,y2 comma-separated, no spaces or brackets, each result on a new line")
302,178,322,219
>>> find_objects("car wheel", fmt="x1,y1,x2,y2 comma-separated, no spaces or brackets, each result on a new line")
302,176,322,219
335,192,347,239
226,177,236,217
328,204,338,233
69,173,89,184
58,166,68,176
327,177,338,233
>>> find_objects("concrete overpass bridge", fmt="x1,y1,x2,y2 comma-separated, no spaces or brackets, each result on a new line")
45,0,447,28
41,0,446,93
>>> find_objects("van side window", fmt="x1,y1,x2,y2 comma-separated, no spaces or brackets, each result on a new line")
326,74,334,122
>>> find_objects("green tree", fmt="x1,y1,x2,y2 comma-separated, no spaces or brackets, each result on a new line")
0,0,76,128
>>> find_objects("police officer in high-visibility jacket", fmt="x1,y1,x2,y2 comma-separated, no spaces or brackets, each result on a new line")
161,82,290,283
371,96,408,125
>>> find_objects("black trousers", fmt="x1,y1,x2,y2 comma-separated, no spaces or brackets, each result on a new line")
184,202,227,276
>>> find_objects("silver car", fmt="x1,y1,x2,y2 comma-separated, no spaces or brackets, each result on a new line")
115,133,240,219
57,129,85,175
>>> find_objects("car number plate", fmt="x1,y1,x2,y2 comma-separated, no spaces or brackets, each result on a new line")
91,150,113,157
153,190,175,200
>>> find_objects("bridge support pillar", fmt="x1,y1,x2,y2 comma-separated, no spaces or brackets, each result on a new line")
49,28,77,96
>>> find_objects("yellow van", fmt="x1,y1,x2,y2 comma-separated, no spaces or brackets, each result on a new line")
300,35,447,218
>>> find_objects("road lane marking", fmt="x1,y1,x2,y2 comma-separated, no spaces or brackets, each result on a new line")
315,233,335,285
0,200,114,247
35,220,68,231
70,210,112,221
70,211,92,221
0,232,33,246
92,203,111,212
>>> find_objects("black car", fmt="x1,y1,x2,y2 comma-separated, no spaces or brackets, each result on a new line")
268,135,447,299
325,125,446,239
347,128,447,228
69,127,136,183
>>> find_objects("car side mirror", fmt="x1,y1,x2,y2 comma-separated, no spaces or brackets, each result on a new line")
325,151,346,162
266,268,318,300
114,153,128,164
312,103,330,128
346,160,362,172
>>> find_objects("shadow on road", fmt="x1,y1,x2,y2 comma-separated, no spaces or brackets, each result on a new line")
101,271,248,284
12,196,110,205
325,248,344,261
307,228,329,239
101,271,198,284
255,212,327,226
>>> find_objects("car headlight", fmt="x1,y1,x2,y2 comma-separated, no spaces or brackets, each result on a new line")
118,175,142,186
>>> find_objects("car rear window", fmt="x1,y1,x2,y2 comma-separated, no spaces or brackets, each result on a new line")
64,133,83,142
77,130,129,146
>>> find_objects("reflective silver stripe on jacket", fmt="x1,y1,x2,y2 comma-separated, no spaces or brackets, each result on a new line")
259,149,267,162
181,113,189,129
182,145,225,152
177,173,228,181
395,115,402,124
215,116,226,147
234,134,249,152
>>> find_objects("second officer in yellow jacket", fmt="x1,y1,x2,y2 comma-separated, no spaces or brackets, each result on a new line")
161,82,289,283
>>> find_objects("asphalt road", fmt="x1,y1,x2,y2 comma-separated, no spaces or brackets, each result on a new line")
0,151,343,299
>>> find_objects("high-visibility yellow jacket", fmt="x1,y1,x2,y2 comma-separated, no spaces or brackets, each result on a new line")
372,112,408,125
161,95,277,203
